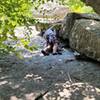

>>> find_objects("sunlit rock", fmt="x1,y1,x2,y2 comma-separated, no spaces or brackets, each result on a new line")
70,19,100,61
33,1,70,31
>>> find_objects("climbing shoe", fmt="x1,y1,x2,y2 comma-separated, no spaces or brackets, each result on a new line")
41,50,49,56
52,53,58,55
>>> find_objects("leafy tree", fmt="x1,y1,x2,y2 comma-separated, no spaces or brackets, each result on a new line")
58,0,93,13
0,0,34,54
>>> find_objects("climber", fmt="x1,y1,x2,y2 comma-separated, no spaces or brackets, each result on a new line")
41,26,62,56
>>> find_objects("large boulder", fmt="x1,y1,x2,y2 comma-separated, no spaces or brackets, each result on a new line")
81,0,100,15
60,13,100,40
33,1,70,31
69,19,100,61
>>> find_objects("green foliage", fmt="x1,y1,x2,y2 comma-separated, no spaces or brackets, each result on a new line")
0,0,35,54
58,0,94,13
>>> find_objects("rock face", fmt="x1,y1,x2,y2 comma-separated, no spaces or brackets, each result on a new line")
70,19,100,61
33,2,70,31
61,13,100,40
61,13,100,62
81,0,100,15
33,2,70,21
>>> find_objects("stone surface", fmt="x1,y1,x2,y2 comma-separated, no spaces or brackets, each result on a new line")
33,2,70,21
70,19,100,61
33,2,70,31
60,13,100,62
0,52,100,100
59,13,75,40
61,13,100,40
0,26,100,100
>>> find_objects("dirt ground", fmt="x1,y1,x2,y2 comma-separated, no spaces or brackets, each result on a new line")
0,26,100,100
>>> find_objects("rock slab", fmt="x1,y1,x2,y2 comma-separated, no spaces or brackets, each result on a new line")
70,19,100,61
